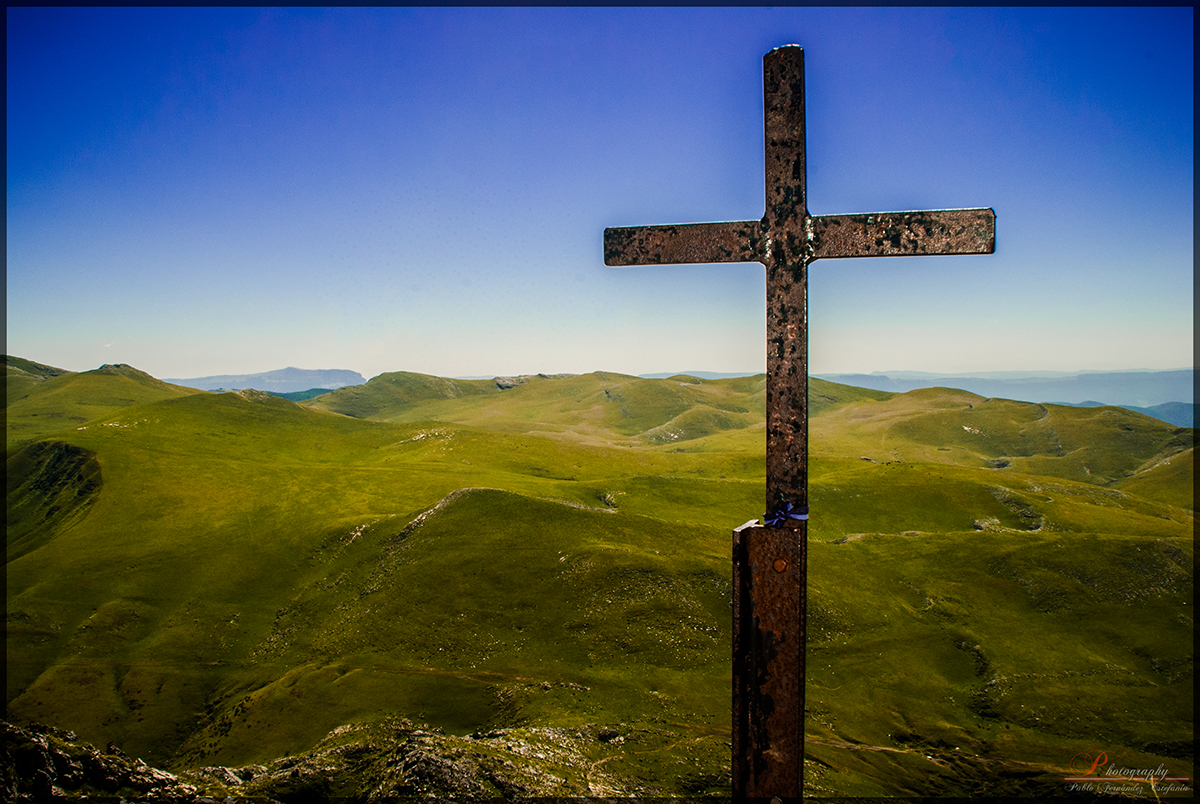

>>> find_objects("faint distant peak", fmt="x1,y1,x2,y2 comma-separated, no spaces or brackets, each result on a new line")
812,368,1193,409
866,368,1193,380
164,367,367,394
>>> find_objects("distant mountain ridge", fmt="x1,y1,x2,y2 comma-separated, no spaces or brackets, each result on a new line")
814,369,1193,408
9,356,1193,425
1057,400,1194,429
164,367,366,393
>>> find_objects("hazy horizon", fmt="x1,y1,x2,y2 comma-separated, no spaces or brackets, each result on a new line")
12,355,1192,385
8,8,1193,380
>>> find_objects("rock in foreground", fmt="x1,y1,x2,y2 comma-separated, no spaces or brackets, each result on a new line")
3,718,730,800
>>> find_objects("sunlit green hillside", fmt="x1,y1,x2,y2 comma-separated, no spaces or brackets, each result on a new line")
308,370,767,446
6,358,206,446
308,370,896,450
5,358,1194,797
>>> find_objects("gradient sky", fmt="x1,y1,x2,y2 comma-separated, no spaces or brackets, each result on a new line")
7,7,1194,380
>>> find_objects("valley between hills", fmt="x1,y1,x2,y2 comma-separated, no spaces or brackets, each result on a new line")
5,355,1194,798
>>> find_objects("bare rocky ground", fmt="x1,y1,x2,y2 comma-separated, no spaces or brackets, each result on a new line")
3,718,730,801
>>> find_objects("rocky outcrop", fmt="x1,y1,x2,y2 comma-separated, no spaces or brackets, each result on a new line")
493,376,527,390
4,718,722,800
2,721,202,801
192,720,652,799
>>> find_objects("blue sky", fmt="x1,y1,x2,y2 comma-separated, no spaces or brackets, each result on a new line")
7,7,1193,380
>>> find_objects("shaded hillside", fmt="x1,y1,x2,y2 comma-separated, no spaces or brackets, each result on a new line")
267,387,335,402
6,440,103,564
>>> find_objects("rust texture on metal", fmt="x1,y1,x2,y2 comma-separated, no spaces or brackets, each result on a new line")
733,521,805,801
604,221,763,267
602,44,994,800
811,209,996,259
761,46,810,530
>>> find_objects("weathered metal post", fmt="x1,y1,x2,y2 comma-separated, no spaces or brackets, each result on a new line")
603,45,994,800
732,517,806,799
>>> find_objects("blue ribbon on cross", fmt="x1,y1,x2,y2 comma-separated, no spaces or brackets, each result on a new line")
764,501,808,527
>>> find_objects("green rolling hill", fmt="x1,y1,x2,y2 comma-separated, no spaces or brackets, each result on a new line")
6,355,72,400
7,357,207,446
5,357,1194,798
307,369,895,448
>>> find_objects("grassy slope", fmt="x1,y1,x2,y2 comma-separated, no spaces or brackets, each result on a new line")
805,528,1192,796
7,362,207,446
169,489,732,770
6,360,1194,795
6,355,72,402
1116,446,1196,511
309,371,773,446
809,387,1194,507
6,385,751,772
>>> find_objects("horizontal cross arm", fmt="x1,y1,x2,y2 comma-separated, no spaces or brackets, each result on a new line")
604,220,763,267
811,208,994,260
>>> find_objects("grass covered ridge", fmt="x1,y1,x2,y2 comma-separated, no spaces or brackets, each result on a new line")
5,357,1194,796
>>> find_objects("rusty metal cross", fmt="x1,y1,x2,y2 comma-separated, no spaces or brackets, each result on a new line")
603,45,994,800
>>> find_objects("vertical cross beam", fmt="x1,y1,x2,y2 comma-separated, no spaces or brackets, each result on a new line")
603,45,994,800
